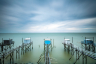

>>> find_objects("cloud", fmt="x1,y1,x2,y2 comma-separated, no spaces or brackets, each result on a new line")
0,0,96,33
30,6,61,21
18,21,65,32
17,17,96,33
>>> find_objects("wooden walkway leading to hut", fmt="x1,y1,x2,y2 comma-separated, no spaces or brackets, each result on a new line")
62,42,96,64
0,42,33,64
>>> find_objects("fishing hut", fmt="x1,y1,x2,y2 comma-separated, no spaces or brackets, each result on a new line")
0,38,14,64
62,37,96,64
21,38,33,55
63,39,71,52
0,38,14,52
37,38,52,64
63,37,73,52
81,37,96,52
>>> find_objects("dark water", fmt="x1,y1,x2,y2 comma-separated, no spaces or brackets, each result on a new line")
0,33,96,64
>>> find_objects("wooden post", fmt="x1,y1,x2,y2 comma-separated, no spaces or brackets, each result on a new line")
85,37,86,50
82,52,84,64
0,59,1,64
18,47,20,59
85,55,87,64
3,53,4,64
30,37,31,43
53,39,54,47
76,49,77,60
22,38,23,45
44,39,45,50
16,47,17,59
32,41,33,49
93,37,95,52
72,37,73,43
44,39,45,61
2,38,3,44
9,38,11,50
22,38,23,55
25,45,26,53
10,53,11,64
2,38,3,52
51,39,52,51
30,37,32,50
64,37,65,49
93,37,94,43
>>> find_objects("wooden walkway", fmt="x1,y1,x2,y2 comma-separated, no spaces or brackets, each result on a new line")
0,38,33,64
37,39,52,64
62,41,96,64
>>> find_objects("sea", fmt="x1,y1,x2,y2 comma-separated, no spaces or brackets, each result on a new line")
0,33,96,64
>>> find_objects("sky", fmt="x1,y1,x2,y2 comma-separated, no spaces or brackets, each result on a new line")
0,0,96,33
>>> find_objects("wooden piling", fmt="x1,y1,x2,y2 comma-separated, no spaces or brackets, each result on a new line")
53,39,54,47
44,40,45,50
1,44,3,52
85,37,86,50
0,59,1,64
32,42,33,49
3,53,4,64
22,38,23,45
72,37,73,43
51,39,52,51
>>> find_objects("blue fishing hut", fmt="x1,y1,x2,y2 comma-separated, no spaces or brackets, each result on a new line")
44,39,51,45
81,37,96,52
81,39,93,45
44,39,52,64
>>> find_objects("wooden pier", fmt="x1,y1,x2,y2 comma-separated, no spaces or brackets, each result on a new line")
62,37,96,64
37,38,52,64
0,38,33,64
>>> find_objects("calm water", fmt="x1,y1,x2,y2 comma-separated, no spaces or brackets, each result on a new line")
0,33,96,64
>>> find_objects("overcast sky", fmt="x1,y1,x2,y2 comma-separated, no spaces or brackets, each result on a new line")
0,0,96,33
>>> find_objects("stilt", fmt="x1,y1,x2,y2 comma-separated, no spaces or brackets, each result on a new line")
0,59,1,64
32,42,33,49
51,39,52,51
53,39,54,47
72,37,73,43
1,43,3,52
